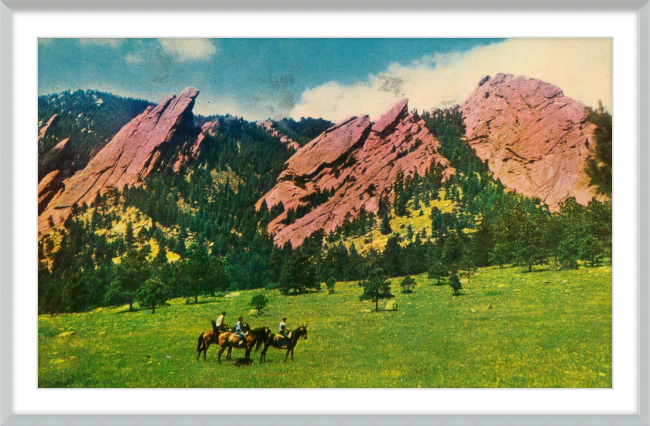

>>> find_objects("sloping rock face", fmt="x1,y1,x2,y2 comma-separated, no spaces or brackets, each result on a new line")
38,138,71,182
38,114,58,141
39,87,200,234
461,74,599,210
173,119,219,172
258,99,455,248
257,120,301,151
38,170,63,215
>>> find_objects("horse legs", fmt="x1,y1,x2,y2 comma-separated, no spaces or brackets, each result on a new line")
217,346,226,365
260,345,268,363
226,346,232,361
204,343,208,361
290,348,294,362
244,347,252,360
285,349,290,362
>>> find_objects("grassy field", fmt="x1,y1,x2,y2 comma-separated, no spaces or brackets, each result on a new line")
38,264,612,388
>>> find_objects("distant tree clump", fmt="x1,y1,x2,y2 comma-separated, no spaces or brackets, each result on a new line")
586,103,612,197
279,253,318,294
250,294,268,315
105,249,151,311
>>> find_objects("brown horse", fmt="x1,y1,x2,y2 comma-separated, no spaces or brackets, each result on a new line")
196,320,232,361
260,326,308,363
217,326,271,364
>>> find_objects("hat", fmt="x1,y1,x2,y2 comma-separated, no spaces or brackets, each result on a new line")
282,317,287,320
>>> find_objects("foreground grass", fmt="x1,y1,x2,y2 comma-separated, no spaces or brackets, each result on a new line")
38,264,611,388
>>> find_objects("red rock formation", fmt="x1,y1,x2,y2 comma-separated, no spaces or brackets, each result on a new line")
461,74,600,210
258,99,454,248
38,138,71,182
257,120,301,151
38,114,58,141
173,119,219,172
38,170,63,215
39,87,200,234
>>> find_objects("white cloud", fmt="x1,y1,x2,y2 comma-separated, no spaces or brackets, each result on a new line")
124,53,144,64
290,39,612,122
158,38,218,62
78,38,123,48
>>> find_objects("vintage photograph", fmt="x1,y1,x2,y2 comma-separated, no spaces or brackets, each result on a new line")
37,38,612,388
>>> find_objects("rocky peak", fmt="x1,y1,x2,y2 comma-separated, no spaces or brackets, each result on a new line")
38,87,200,234
461,73,600,209
371,98,409,135
258,99,454,248
38,138,71,182
38,114,58,141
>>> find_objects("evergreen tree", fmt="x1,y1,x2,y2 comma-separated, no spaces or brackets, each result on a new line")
448,272,462,296
380,213,392,235
125,222,134,249
359,268,393,312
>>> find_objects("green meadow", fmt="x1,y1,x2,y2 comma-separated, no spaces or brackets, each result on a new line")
38,264,612,388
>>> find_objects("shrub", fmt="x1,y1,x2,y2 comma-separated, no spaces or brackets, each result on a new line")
400,276,416,293
265,282,280,291
326,277,336,294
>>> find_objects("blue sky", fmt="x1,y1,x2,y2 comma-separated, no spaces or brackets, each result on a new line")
38,38,611,121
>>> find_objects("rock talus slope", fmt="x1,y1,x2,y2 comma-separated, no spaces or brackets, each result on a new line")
257,120,301,152
39,87,200,234
258,99,455,248
461,74,600,209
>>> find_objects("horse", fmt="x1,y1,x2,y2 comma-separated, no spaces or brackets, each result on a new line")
217,325,271,364
196,320,231,361
260,325,308,363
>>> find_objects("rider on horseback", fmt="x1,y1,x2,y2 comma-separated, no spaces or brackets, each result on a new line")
216,311,227,332
235,316,247,346
279,316,290,347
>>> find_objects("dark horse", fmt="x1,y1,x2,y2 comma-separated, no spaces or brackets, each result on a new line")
196,320,233,361
260,325,308,363
217,326,271,364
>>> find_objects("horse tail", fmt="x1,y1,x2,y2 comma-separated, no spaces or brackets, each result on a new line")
197,332,204,352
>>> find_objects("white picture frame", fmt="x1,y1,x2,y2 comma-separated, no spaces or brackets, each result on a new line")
1,1,648,425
